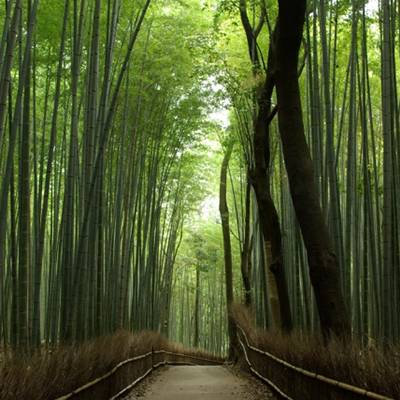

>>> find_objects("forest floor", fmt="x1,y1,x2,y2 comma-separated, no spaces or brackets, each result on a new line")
123,364,277,400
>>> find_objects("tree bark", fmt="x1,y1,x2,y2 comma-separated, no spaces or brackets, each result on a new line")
275,0,350,338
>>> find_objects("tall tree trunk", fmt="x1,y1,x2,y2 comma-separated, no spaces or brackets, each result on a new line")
18,0,33,353
381,0,393,343
219,141,236,360
251,105,292,332
238,2,292,332
318,0,345,289
240,178,252,307
275,0,350,338
10,118,18,349
193,268,200,348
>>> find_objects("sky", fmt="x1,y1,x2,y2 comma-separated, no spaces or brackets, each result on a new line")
366,0,379,14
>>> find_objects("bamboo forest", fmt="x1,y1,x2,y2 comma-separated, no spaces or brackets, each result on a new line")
1,0,400,399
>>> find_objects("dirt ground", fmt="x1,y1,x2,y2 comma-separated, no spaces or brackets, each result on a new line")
123,365,277,400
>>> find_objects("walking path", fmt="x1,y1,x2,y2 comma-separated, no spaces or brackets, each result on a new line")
132,365,274,400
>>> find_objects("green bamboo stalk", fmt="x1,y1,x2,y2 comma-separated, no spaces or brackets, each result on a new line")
381,0,393,343
64,0,152,341
318,0,345,287
0,0,21,150
31,0,70,351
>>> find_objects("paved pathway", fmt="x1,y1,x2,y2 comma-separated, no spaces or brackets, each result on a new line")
140,365,254,400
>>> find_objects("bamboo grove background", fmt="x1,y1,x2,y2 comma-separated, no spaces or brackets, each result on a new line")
0,0,399,356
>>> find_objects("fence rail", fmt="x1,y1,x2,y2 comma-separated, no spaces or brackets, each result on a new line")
56,348,225,400
55,327,393,400
236,325,394,400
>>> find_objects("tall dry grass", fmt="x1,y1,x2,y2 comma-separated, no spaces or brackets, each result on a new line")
0,331,224,400
230,303,400,399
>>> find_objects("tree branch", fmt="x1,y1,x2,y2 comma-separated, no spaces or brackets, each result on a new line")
254,6,266,38
239,0,265,66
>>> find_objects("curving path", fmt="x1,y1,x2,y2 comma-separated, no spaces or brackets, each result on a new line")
135,365,270,400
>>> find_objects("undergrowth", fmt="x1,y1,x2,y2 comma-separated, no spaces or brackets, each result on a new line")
230,303,400,399
0,331,224,400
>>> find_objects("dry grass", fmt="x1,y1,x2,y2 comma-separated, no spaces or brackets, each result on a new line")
230,303,400,399
0,331,224,400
